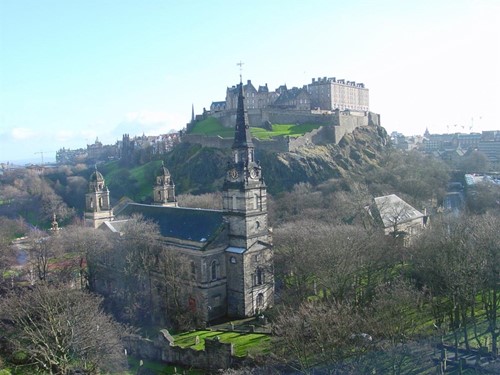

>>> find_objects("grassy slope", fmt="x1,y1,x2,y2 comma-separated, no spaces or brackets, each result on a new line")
102,160,162,202
190,117,322,140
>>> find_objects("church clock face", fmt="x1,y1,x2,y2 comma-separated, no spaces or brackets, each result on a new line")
229,168,239,180
249,168,258,179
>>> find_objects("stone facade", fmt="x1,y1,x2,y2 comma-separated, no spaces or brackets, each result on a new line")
309,76,369,111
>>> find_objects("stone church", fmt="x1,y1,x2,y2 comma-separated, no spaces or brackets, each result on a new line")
84,81,274,322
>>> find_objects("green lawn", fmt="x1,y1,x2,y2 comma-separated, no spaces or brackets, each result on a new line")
189,117,234,137
173,330,270,357
189,117,322,140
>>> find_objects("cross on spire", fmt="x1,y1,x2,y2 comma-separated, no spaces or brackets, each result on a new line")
236,61,244,82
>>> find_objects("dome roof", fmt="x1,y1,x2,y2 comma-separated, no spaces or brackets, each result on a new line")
90,169,105,182
157,162,171,177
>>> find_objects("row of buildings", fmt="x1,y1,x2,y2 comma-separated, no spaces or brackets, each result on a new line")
391,129,500,167
211,76,369,114
56,133,181,165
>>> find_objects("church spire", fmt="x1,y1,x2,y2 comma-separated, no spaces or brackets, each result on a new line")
233,78,254,149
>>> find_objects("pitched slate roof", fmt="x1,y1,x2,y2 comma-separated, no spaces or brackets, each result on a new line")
115,203,225,243
373,194,424,229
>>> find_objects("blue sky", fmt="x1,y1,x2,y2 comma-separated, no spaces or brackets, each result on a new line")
1,0,498,162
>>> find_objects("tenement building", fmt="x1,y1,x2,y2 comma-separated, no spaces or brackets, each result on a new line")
86,80,274,323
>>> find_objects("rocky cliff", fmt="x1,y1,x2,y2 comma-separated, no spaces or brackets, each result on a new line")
165,124,390,195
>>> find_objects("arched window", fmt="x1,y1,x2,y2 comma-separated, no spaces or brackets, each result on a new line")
232,196,237,210
253,194,259,210
98,197,102,209
211,260,218,281
89,197,93,209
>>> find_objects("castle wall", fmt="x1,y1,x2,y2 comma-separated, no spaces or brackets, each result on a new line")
334,112,369,144
184,112,379,152
265,109,339,126
182,134,233,149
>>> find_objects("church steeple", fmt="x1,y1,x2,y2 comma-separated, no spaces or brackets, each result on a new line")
222,75,273,318
224,78,262,187
233,80,254,149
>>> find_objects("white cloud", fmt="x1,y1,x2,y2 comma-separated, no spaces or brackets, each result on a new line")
54,130,76,142
11,127,38,140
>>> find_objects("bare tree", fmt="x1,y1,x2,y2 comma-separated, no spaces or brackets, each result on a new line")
177,192,223,209
411,216,487,355
0,218,26,292
0,284,127,374
272,301,371,373
155,246,200,329
27,229,61,282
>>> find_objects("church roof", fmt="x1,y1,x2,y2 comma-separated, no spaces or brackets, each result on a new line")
89,168,104,183
115,203,225,244
156,161,171,178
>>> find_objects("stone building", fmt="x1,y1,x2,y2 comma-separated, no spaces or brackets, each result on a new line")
308,77,369,111
86,80,274,322
372,194,427,244
225,80,279,111
215,75,369,117
84,166,114,229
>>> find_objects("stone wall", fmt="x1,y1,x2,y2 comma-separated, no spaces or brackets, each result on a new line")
182,134,233,149
124,331,241,371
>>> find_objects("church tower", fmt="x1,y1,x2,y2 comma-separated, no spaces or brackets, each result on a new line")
153,161,177,206
84,166,114,228
223,79,274,317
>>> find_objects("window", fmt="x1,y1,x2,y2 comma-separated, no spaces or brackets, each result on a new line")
232,196,237,210
211,260,218,281
254,267,264,286
253,194,259,210
191,261,196,279
257,293,264,308
98,197,102,209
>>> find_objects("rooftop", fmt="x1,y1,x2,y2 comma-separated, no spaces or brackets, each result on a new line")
114,203,225,244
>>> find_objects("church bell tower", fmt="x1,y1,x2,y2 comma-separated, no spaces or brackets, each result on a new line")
223,78,273,317
153,161,177,206
84,166,114,228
